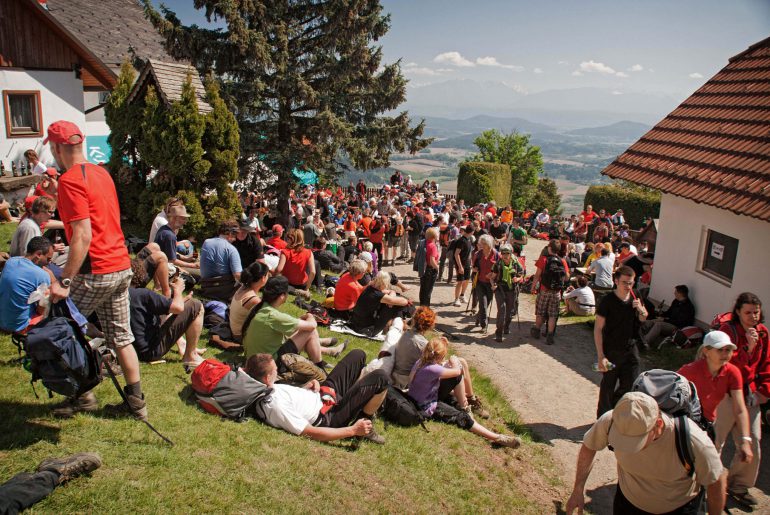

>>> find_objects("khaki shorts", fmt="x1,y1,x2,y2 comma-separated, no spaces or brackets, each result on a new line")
70,269,134,348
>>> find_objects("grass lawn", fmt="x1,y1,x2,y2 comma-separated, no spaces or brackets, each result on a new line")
0,222,561,513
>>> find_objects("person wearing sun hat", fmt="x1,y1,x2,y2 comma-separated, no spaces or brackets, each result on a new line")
565,391,726,514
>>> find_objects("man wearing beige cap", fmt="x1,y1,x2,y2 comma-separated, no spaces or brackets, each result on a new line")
566,391,726,514
45,120,148,421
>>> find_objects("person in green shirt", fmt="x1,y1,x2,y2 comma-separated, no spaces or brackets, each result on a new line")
508,219,528,248
241,276,345,370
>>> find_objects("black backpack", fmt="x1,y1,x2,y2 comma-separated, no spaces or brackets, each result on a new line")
541,255,567,291
381,386,427,431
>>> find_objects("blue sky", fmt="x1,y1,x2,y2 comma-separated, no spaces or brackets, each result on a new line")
159,0,769,96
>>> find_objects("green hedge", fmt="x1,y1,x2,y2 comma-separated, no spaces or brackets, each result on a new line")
584,184,661,228
457,162,511,205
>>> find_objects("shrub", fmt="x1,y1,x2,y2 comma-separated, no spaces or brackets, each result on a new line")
457,162,510,205
584,184,661,228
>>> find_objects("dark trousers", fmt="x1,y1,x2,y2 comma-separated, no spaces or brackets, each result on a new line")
475,281,494,329
597,346,640,418
141,298,203,362
430,376,474,430
438,246,449,281
372,242,383,266
320,349,390,427
614,484,703,515
0,471,59,515
419,267,438,306
494,286,518,333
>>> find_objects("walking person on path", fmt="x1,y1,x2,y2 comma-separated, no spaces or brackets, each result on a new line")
451,224,474,307
472,235,498,336
418,227,439,307
530,239,569,345
593,265,648,418
45,121,148,420
489,244,523,342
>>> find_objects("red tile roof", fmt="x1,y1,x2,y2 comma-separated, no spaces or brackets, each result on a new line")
602,36,770,222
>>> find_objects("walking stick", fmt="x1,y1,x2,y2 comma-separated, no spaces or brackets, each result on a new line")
465,271,477,313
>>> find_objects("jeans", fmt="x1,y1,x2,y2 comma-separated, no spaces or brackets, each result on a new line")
419,267,438,306
0,471,59,515
319,349,390,427
494,286,519,333
597,345,640,418
475,281,494,329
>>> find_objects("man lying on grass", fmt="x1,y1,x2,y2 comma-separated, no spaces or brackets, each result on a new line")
244,349,388,444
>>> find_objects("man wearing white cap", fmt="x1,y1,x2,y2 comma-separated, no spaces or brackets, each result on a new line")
566,391,726,514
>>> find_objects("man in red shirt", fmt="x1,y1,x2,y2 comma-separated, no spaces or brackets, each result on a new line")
580,204,597,224
332,260,367,318
45,121,147,421
531,240,570,345
267,224,287,249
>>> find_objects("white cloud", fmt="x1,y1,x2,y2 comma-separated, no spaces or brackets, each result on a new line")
558,60,569,66
628,64,644,72
404,62,418,68
611,90,623,95
403,67,440,76
533,67,544,74
433,51,475,67
615,71,629,78
434,68,454,73
578,60,617,75
475,56,524,71
689,72,704,79
571,70,583,77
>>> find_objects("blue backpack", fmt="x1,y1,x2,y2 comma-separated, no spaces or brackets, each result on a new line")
24,303,103,398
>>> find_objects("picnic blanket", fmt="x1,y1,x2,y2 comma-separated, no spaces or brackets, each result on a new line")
328,320,386,341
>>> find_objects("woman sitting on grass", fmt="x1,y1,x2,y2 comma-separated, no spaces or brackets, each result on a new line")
407,336,518,447
275,229,315,290
348,271,411,337
229,261,269,341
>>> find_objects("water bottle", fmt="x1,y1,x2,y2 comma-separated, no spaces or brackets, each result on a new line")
592,361,616,372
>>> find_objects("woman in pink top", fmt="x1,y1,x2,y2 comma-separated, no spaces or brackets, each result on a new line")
418,227,440,307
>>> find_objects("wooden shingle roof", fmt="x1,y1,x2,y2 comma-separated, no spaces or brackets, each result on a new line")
127,60,212,113
602,36,770,222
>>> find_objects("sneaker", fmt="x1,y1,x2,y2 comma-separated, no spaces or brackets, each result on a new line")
467,396,490,419
459,295,466,304
37,452,102,484
326,341,347,358
453,299,462,307
361,426,386,445
728,491,758,507
529,326,540,340
104,391,148,422
52,391,99,419
546,333,555,345
494,434,522,449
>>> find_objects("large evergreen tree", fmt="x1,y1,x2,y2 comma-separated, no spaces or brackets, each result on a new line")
144,0,430,222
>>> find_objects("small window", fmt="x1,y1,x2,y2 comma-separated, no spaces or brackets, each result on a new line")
3,90,43,138
701,229,739,282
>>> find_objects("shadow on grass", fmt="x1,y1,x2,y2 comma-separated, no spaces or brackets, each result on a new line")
0,400,61,449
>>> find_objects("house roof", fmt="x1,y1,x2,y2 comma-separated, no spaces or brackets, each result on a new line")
44,0,173,75
602,36,770,222
127,60,212,113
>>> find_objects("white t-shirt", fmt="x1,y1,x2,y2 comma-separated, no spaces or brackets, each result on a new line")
564,286,595,307
148,211,168,244
31,162,47,175
262,383,323,435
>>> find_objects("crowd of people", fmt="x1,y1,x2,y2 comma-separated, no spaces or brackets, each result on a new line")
0,120,767,513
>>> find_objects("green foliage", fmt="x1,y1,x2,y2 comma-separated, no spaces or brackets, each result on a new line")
470,129,542,209
144,0,431,224
202,75,240,189
457,162,510,205
526,176,562,215
584,183,661,227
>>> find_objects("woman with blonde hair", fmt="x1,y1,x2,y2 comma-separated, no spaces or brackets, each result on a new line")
408,336,518,447
473,234,498,335
275,228,315,290
349,271,411,337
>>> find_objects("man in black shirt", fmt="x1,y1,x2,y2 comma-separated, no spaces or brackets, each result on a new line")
640,285,696,347
452,224,475,306
233,222,264,268
489,216,508,248
594,265,648,417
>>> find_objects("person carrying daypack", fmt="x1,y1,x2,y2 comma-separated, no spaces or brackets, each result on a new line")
191,358,273,421
530,240,570,345
565,391,727,515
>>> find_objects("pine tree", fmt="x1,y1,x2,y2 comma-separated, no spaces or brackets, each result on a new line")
143,0,430,223
526,176,562,215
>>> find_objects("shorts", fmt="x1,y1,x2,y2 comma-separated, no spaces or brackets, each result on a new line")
387,234,401,247
275,338,300,373
535,289,561,318
142,298,203,361
458,262,471,281
70,269,134,349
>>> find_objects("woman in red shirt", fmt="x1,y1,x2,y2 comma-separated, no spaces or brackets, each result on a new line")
275,229,315,290
714,292,768,506
472,234,498,336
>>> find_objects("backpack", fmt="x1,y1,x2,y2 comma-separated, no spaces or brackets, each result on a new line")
294,298,332,326
413,238,427,277
658,326,705,350
380,386,427,431
191,359,272,422
439,226,450,247
541,255,568,291
393,219,404,237
24,305,103,398
632,369,714,476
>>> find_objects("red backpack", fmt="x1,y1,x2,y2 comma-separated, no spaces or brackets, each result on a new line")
191,359,272,421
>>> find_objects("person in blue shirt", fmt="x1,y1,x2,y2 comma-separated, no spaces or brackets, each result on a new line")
199,220,243,301
0,237,54,333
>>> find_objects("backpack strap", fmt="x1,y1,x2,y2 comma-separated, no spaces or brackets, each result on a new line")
674,415,696,477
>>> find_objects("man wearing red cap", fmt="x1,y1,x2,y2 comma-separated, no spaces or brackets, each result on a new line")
267,224,287,249
45,120,148,421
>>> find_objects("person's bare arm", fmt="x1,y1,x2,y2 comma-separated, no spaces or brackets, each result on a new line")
381,292,409,307
168,279,186,315
301,419,371,442
730,389,754,463
531,268,542,294
706,470,727,515
594,315,609,371
274,253,286,276
296,313,318,331
44,220,65,231
565,444,597,515
50,218,91,302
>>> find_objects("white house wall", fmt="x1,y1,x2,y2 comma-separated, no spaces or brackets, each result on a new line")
650,193,770,324
0,69,84,168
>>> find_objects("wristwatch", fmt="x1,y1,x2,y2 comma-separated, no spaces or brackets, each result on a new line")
60,278,72,288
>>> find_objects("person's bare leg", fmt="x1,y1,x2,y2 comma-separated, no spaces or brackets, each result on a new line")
362,390,387,416
152,251,171,297
181,308,204,363
115,345,141,385
452,375,469,408
459,280,469,298
547,316,557,334
290,329,322,362
470,422,503,441
534,315,544,332
458,357,475,397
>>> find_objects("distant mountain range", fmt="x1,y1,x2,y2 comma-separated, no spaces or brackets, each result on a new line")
404,79,680,128
566,120,651,140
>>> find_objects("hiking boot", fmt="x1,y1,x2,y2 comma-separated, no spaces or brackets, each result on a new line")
361,426,386,445
494,434,522,449
326,341,347,358
453,298,461,307
529,326,540,340
503,324,510,335
52,391,99,419
494,330,503,343
467,396,490,419
37,452,102,484
729,491,758,507
104,391,148,422
546,333,555,345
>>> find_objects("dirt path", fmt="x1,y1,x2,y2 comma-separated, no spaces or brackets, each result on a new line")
385,238,768,514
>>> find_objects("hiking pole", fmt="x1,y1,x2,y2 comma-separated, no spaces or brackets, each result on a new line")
103,355,175,446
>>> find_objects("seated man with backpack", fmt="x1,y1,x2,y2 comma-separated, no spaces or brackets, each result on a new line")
244,349,389,444
566,391,727,515
640,285,696,348
0,236,54,334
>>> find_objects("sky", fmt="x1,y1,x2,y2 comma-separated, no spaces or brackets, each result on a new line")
159,0,770,98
